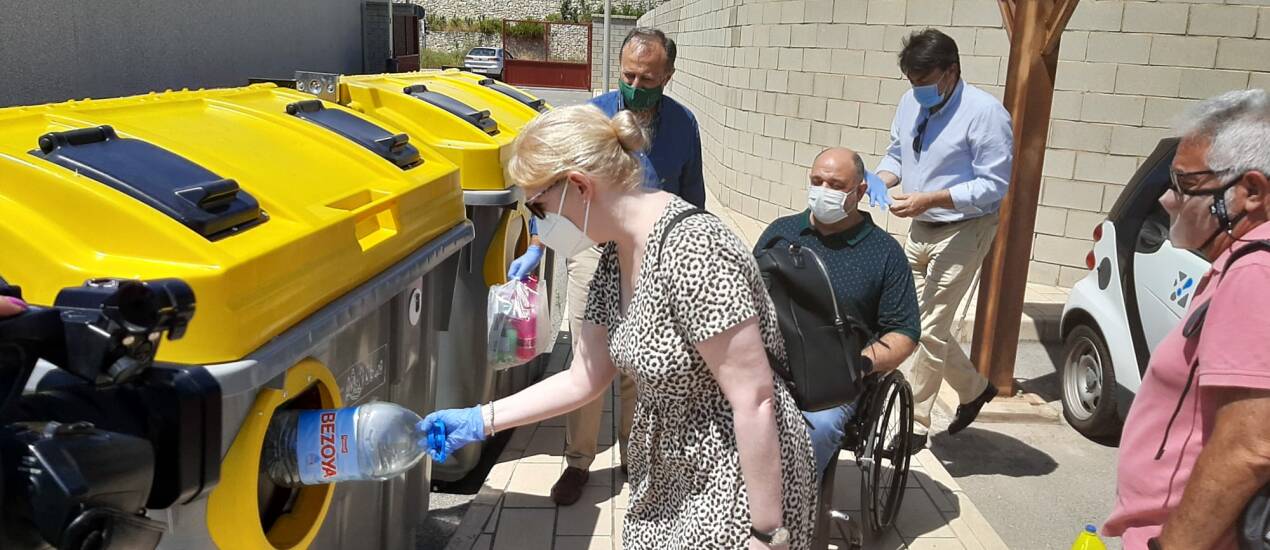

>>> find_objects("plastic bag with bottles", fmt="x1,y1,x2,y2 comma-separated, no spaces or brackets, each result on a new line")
487,276,550,370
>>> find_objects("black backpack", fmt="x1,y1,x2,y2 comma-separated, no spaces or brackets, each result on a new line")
656,209,873,412
754,235,874,412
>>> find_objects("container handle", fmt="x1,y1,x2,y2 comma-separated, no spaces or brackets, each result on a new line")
176,179,241,212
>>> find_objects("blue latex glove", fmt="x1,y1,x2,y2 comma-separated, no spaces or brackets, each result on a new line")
507,244,544,280
864,171,892,209
418,405,487,463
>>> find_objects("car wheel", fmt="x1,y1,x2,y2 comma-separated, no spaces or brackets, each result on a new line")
1061,324,1121,438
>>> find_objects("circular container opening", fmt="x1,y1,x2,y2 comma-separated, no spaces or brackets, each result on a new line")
258,384,325,536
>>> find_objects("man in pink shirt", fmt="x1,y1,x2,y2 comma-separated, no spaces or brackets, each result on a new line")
1105,89,1270,549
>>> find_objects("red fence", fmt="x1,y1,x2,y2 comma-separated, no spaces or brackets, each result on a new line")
501,20,592,90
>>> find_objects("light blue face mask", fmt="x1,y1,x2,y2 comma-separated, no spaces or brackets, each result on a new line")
912,71,949,108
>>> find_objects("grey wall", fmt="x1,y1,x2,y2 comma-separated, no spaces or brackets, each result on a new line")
0,0,368,107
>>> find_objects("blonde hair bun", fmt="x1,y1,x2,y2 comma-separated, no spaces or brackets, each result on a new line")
507,104,647,193
611,110,648,153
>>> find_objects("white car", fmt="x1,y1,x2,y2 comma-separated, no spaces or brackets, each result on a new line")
463,47,511,80
1060,138,1211,440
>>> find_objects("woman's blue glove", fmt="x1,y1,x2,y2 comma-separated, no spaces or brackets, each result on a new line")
507,244,544,281
418,405,487,463
864,171,892,209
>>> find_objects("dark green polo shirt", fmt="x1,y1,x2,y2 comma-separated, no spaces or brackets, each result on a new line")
755,211,920,343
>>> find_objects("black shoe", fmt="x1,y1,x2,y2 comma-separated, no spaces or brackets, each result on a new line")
907,433,928,456
550,467,589,506
947,384,999,435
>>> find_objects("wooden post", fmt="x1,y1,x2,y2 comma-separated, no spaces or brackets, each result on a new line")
970,0,1079,395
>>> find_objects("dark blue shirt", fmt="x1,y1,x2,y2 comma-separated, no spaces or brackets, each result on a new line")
755,211,920,343
591,91,706,209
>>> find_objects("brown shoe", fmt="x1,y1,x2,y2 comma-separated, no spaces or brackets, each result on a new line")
550,467,589,506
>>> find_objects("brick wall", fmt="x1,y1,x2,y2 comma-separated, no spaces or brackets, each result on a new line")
639,0,1270,287
592,15,641,91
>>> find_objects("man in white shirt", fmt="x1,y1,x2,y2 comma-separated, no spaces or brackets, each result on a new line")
872,29,1014,449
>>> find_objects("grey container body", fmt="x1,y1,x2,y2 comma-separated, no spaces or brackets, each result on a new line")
138,221,473,549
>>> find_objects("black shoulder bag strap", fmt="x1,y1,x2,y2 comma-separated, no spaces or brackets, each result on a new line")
1155,239,1270,460
1141,239,1270,549
657,209,805,403
655,207,709,260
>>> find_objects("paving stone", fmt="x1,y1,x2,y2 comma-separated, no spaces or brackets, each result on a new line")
555,484,615,537
505,462,564,508
523,426,567,463
492,508,555,550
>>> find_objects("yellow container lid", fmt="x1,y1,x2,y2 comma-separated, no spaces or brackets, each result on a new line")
337,71,548,191
414,70,550,127
0,85,465,364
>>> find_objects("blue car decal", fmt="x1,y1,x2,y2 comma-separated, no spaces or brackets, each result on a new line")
1170,271,1195,308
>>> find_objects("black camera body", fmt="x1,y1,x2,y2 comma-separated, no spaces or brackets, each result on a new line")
0,277,221,550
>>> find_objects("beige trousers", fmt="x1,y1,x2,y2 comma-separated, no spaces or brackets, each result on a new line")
563,246,636,470
905,213,998,435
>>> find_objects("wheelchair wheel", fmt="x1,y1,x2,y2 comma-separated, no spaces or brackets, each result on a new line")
857,371,914,532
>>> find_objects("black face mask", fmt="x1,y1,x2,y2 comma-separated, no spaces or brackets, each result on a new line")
1168,172,1246,255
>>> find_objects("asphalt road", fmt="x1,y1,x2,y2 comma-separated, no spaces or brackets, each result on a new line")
525,86,596,109
927,340,1124,550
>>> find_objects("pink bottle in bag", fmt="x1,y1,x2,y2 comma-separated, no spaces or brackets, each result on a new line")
515,277,538,361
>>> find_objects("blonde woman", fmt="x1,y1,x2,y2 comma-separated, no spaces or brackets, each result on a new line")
422,105,816,549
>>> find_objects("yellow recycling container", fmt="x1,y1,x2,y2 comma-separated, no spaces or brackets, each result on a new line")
308,70,555,482
0,84,472,549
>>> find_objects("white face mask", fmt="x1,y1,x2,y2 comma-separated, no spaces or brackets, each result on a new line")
807,185,855,224
537,182,596,258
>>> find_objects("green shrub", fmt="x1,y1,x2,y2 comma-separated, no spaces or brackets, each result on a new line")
419,47,467,69
505,20,545,40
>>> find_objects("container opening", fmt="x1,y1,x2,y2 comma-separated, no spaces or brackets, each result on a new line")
402,84,501,135
257,384,325,534
285,100,423,170
30,125,266,240
478,78,547,112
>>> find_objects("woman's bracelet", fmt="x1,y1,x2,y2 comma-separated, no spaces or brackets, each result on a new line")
484,403,497,437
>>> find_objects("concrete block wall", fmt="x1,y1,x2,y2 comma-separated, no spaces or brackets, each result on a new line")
592,16,642,91
638,0,1270,287
0,0,368,107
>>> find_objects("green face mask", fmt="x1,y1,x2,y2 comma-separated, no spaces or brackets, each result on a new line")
619,80,664,111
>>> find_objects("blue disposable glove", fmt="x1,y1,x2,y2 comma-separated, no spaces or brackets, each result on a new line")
508,244,544,280
419,405,487,463
864,171,892,209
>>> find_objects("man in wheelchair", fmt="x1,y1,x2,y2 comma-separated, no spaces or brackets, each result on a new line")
755,147,922,477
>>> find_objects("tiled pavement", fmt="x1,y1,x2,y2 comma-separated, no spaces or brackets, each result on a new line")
443,375,1011,550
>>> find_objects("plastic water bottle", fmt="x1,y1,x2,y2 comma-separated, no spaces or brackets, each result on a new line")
1071,524,1107,550
262,401,427,487
514,276,539,361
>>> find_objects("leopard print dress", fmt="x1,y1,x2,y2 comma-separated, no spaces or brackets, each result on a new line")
584,197,817,549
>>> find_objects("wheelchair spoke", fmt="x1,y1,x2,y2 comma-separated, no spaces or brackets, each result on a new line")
856,372,915,531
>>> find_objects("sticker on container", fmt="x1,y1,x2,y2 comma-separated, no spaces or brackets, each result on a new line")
408,288,423,327
294,408,361,484
340,344,388,404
